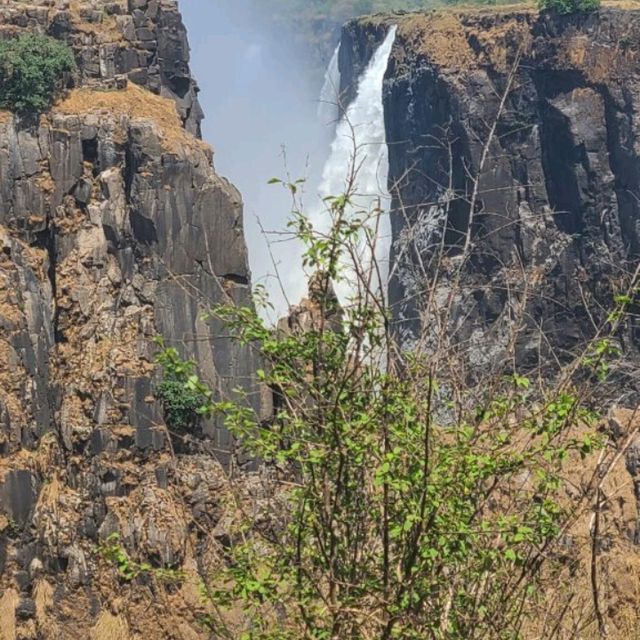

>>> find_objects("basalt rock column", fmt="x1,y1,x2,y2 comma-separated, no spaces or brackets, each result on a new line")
0,1,267,636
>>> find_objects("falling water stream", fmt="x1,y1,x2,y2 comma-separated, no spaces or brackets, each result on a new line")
183,4,397,319
309,26,398,307
317,43,341,127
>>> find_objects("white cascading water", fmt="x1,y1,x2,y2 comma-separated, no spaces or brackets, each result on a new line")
312,25,397,307
317,43,341,127
282,27,396,312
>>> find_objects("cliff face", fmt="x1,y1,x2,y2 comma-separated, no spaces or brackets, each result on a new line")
345,8,640,383
338,8,640,628
0,1,266,637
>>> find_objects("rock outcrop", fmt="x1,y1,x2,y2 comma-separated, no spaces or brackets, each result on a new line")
0,1,266,637
343,8,640,386
338,8,640,633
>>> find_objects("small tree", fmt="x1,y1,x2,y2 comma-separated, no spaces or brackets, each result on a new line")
145,39,640,635
0,33,76,114
153,173,637,639
154,338,208,433
538,0,600,15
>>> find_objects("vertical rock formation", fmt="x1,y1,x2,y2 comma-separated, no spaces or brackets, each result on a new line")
0,1,266,636
343,9,640,382
385,10,640,378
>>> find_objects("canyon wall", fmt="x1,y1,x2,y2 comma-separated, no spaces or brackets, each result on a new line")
345,9,640,386
339,9,640,629
346,9,640,437
0,1,267,637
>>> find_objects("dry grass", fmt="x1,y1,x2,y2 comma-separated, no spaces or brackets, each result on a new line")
603,0,640,8
398,13,478,70
559,33,640,82
54,83,209,155
0,588,18,640
364,2,640,77
90,611,130,640
367,10,535,73
521,408,640,639
33,580,58,635
67,0,127,42
0,336,28,427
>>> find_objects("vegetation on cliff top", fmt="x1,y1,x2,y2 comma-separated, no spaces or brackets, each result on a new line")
260,0,601,65
539,0,601,13
0,33,75,114
266,0,601,19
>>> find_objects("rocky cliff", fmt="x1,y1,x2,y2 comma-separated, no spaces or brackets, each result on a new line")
2,2,640,637
0,1,267,637
337,7,640,634
344,7,640,387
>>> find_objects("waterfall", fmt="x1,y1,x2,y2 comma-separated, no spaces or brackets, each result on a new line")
317,43,341,127
312,25,397,306
280,26,396,315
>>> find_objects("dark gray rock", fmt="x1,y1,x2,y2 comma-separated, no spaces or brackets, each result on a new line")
344,10,640,389
0,470,40,526
15,597,36,620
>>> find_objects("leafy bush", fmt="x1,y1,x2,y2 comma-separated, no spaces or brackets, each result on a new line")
98,533,186,584
0,33,76,114
156,378,206,431
153,171,636,638
154,339,209,432
537,0,600,14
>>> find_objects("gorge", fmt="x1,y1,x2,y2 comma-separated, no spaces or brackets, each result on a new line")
0,1,639,638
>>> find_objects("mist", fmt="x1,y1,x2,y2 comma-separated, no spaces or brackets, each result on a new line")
180,0,335,320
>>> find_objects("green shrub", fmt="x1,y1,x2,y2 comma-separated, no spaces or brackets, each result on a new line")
538,0,600,14
98,533,186,584
151,173,635,638
154,339,208,432
0,33,76,114
156,378,206,432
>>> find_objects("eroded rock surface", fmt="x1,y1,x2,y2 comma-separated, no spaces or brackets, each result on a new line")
345,9,640,384
0,1,267,637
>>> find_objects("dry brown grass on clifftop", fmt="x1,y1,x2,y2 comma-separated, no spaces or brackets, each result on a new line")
384,10,535,75
400,13,478,70
54,83,209,155
360,9,535,74
362,4,640,79
89,611,130,640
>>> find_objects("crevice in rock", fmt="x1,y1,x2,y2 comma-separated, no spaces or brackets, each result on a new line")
81,137,100,176
220,273,249,286
169,75,191,99
601,85,640,260
536,74,586,235
33,224,63,343
129,211,158,245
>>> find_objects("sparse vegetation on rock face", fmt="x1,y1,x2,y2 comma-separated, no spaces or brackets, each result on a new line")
0,1,265,637
253,0,526,65
0,33,75,114
538,0,600,14
155,340,207,433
